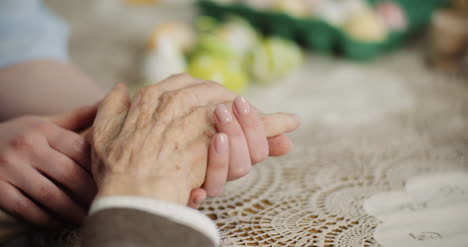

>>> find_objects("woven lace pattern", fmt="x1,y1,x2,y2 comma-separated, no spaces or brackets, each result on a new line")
196,54,468,247
31,50,468,247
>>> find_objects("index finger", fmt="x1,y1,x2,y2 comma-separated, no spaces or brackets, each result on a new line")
261,113,301,137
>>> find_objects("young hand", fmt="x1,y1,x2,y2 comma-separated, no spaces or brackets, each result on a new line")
0,106,98,227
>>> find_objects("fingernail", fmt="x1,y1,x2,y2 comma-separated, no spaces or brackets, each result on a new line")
290,113,301,123
193,196,204,206
234,96,251,115
215,134,228,154
215,104,233,123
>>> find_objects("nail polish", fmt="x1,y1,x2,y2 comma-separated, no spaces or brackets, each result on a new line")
215,104,233,123
234,96,250,115
194,196,203,205
290,113,301,123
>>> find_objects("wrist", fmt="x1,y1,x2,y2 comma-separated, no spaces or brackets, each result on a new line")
96,174,191,206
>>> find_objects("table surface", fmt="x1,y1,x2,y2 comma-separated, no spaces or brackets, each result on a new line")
37,1,468,246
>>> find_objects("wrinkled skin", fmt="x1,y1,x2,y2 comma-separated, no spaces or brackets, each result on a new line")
90,75,300,205
0,74,300,227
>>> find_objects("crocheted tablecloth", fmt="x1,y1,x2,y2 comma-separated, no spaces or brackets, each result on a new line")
8,1,468,246
22,48,468,247
197,53,468,246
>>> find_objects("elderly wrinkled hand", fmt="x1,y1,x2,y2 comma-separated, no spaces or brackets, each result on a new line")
89,74,300,205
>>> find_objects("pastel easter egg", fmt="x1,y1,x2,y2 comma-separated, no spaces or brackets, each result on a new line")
249,37,303,83
271,0,308,17
377,1,408,31
188,55,249,93
147,22,195,52
344,10,388,42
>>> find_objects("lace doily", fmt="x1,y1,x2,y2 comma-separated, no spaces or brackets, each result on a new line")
364,172,468,247
26,49,468,247
20,2,468,245
196,53,468,247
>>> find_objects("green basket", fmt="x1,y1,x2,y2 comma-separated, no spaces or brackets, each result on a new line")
395,0,449,30
383,31,407,51
198,0,227,20
340,35,383,61
230,3,263,27
196,0,449,60
263,11,299,39
300,18,339,53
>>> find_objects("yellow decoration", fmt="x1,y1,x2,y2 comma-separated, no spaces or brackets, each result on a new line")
147,22,195,52
271,0,307,17
344,10,387,42
250,37,303,83
188,55,248,93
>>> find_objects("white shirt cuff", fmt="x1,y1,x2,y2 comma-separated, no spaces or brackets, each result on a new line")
89,196,220,246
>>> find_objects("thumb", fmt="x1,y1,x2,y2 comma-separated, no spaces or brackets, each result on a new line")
49,103,99,131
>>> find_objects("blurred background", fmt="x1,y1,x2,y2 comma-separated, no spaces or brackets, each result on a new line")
44,0,468,126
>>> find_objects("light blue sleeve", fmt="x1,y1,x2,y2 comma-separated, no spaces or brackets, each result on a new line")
0,0,69,68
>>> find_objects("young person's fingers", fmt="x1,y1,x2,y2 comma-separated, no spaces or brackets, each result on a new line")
267,135,293,157
49,104,98,131
203,133,229,197
214,104,251,181
35,148,97,206
44,125,91,172
15,168,87,225
261,113,301,137
187,188,207,209
212,104,300,139
232,97,269,165
92,83,130,144
0,180,60,227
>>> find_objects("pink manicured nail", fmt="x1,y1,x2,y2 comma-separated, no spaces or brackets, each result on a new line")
194,196,203,206
234,96,251,115
215,104,233,123
215,134,228,154
290,113,301,123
